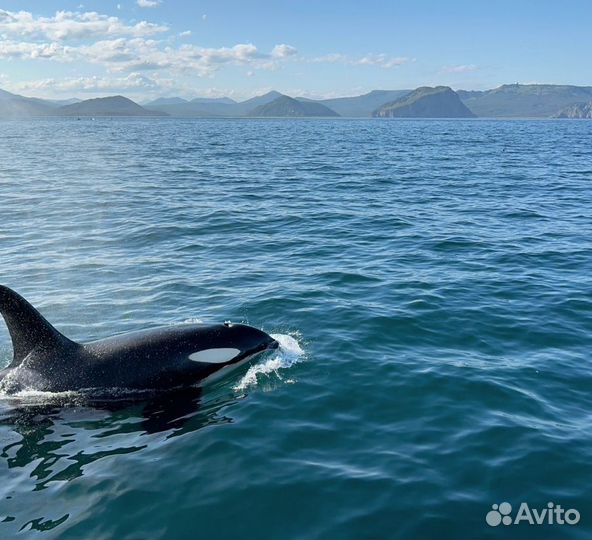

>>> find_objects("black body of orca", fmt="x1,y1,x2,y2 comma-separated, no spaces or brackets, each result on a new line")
0,285,278,393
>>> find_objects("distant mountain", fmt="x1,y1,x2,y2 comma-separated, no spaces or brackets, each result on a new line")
146,89,412,118
0,88,15,99
144,97,236,118
249,95,339,117
0,88,54,118
233,91,284,115
374,86,475,118
5,84,592,120
145,91,284,117
46,97,82,106
306,90,411,117
145,101,234,117
459,84,592,117
21,96,82,108
456,90,485,101
553,101,592,118
190,97,237,105
0,99,51,118
144,97,188,107
58,96,168,116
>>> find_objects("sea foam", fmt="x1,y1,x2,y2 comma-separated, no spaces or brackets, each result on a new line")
233,333,305,392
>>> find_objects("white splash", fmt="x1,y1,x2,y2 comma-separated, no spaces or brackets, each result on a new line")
181,317,203,324
233,333,304,392
0,389,83,408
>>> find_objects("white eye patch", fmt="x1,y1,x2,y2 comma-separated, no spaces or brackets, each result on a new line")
189,348,240,364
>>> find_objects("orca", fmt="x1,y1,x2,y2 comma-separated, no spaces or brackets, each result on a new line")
0,285,278,394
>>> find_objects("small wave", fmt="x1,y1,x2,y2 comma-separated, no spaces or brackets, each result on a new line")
233,333,305,392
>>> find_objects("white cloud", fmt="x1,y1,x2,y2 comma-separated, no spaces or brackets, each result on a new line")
313,53,344,64
313,53,411,68
271,44,297,59
9,73,247,100
194,42,259,62
442,64,479,73
13,72,161,93
137,0,161,8
0,8,299,92
0,35,298,78
358,54,410,68
0,40,72,61
0,9,168,40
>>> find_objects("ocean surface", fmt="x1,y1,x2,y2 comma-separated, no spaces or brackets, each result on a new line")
0,118,591,539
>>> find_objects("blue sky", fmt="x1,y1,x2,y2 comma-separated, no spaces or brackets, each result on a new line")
0,0,590,100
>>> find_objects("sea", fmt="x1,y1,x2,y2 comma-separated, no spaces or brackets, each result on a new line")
0,117,591,539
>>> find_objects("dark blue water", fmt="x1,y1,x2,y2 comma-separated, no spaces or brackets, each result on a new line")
0,118,591,539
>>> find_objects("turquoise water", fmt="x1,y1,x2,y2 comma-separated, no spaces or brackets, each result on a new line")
0,118,591,539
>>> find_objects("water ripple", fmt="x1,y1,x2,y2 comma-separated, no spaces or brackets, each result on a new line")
0,118,591,539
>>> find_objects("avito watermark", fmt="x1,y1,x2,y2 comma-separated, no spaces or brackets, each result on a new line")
486,502,580,527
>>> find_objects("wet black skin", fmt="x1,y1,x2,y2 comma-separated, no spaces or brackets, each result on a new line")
0,285,277,393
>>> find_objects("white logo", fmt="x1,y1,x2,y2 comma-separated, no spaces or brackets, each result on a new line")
486,502,513,526
486,502,580,527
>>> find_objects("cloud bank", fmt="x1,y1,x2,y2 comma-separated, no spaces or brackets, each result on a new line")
0,8,412,97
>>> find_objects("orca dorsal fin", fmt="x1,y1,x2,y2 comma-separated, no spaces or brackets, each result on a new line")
0,285,76,367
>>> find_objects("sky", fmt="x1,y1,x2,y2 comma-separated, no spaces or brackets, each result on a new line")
0,0,591,101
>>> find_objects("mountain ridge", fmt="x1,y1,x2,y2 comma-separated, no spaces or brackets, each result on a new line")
58,96,168,116
458,84,592,117
374,86,475,118
311,90,412,117
3,84,592,118
249,95,339,117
